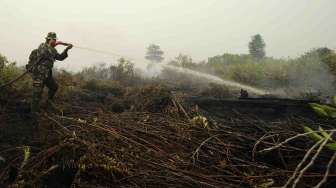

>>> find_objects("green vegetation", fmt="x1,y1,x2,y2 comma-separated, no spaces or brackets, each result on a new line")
0,54,32,97
168,48,336,96
78,58,139,85
303,126,336,151
248,34,266,59
145,44,164,63
2,44,336,99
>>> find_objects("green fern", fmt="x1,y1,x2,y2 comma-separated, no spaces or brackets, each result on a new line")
309,103,336,118
303,126,336,151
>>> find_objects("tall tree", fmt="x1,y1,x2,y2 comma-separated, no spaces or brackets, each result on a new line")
248,34,266,59
145,44,164,63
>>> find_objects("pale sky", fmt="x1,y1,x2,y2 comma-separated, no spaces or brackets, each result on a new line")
1,0,335,71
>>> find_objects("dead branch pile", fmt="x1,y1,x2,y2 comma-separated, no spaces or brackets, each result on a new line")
1,85,336,188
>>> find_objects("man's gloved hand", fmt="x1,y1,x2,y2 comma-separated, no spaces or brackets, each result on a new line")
65,44,73,51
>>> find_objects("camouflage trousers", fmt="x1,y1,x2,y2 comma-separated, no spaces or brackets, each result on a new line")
31,68,58,113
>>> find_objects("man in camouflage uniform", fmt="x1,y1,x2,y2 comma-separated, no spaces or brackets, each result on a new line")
30,32,73,112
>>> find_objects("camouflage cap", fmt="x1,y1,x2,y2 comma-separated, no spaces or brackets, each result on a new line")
45,32,57,40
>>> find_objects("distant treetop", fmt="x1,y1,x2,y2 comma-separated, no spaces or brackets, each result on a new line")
145,44,164,63
248,34,266,59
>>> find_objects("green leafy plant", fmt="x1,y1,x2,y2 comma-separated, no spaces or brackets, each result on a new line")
309,103,336,118
303,126,336,151
303,101,336,151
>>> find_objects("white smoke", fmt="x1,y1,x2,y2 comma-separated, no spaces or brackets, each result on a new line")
286,55,336,97
140,62,164,78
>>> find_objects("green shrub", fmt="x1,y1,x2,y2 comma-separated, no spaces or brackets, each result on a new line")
0,54,32,96
82,79,124,97
168,50,336,95
78,59,141,86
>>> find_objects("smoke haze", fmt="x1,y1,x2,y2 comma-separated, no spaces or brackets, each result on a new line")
0,0,336,71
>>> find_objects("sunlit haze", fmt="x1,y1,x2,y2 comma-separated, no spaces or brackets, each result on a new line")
1,0,335,71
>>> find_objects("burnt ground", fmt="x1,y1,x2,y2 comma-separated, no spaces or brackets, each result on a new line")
1,86,336,188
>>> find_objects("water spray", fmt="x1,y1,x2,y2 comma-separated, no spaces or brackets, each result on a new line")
56,42,269,95
56,41,133,61
163,65,268,95
0,40,268,95
44,41,271,95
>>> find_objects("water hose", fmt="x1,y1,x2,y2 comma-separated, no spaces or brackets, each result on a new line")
0,42,132,90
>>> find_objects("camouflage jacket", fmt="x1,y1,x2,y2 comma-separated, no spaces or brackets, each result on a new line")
36,42,68,69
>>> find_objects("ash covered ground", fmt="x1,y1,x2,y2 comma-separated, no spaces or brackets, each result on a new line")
1,67,336,188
